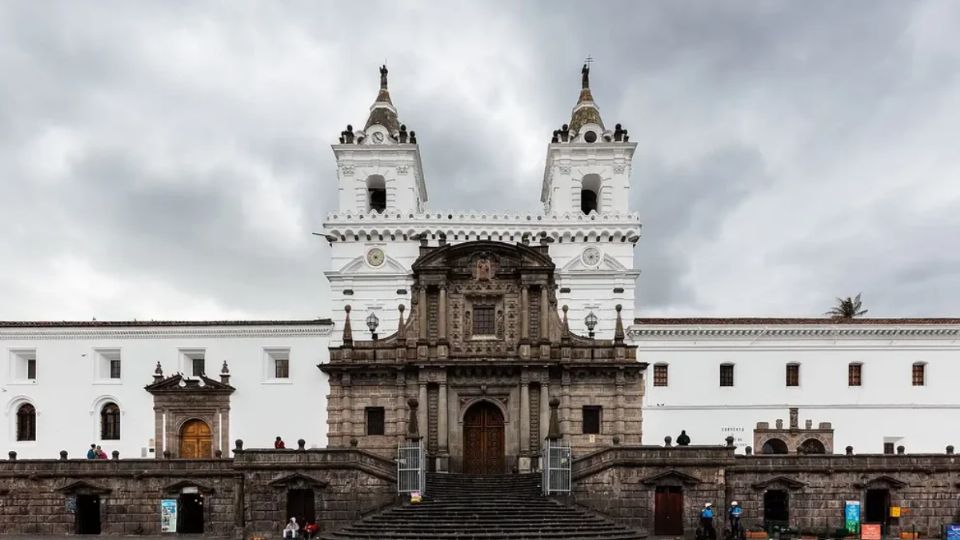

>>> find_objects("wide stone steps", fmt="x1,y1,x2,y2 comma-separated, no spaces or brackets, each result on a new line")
316,473,643,540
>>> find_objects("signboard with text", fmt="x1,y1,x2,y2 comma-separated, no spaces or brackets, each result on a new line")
861,523,882,540
946,524,960,540
160,499,177,533
844,501,861,535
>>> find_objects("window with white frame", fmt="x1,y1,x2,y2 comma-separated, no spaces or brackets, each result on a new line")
266,349,291,380
10,349,37,382
94,349,121,381
179,349,206,377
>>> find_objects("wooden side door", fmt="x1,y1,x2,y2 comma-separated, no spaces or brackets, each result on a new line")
179,420,212,459
655,486,684,536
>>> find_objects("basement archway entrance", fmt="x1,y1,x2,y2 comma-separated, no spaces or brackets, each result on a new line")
462,401,505,474
763,490,789,529
75,495,101,534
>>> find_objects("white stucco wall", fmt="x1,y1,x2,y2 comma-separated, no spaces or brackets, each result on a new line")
632,323,960,454
0,323,332,459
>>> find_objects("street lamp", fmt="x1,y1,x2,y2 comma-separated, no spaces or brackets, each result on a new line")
366,311,380,340
584,311,598,339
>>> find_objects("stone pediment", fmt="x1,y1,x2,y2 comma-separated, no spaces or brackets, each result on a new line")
56,480,112,495
641,469,702,486
339,254,407,274
751,476,807,490
412,241,554,273
854,475,906,489
268,473,329,489
145,374,235,394
163,480,216,494
560,254,628,273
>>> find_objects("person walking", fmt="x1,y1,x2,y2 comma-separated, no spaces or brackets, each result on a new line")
86,444,97,459
275,436,286,449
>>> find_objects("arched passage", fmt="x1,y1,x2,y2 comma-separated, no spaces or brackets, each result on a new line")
799,438,826,454
179,419,212,458
462,401,504,474
761,438,789,455
580,174,601,214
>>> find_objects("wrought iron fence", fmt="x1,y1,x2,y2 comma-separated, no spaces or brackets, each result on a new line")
542,439,571,495
397,440,425,495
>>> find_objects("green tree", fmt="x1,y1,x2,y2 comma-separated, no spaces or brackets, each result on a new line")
826,293,868,319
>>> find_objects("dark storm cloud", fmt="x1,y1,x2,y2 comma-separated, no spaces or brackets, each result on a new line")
1,1,958,319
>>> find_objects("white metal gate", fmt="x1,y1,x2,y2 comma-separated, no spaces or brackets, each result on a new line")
397,440,425,495
542,439,571,495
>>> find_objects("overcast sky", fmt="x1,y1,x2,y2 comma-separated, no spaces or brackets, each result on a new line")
1,1,959,321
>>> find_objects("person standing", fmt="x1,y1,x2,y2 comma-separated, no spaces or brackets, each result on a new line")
86,444,97,459
96,445,108,459
701,502,716,540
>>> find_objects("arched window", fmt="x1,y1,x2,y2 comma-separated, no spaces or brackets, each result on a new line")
17,403,36,441
580,174,601,214
366,175,386,213
100,403,120,440
761,438,788,455
799,438,826,454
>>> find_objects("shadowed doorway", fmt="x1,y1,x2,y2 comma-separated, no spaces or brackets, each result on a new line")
462,401,505,474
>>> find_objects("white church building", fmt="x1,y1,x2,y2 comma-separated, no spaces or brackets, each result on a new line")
3,65,958,460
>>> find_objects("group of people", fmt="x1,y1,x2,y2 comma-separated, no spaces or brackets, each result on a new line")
283,517,319,539
699,501,744,540
85,444,108,459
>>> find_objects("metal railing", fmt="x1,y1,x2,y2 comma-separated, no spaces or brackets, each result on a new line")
397,440,425,495
542,439,571,495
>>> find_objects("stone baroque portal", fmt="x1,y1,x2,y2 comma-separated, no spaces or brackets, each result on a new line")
322,240,645,473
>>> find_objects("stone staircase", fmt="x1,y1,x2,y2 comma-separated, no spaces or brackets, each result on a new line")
317,472,644,539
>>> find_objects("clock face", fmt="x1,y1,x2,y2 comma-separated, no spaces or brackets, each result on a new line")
582,247,602,267
366,248,385,267
372,131,385,143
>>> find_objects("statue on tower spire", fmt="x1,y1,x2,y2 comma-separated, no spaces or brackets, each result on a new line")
581,63,590,89
379,65,388,90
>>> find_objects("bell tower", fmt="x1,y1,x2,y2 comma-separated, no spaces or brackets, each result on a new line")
333,65,427,214
540,63,637,215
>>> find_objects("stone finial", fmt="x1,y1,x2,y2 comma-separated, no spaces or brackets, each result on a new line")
664,436,672,447
59,450,68,460
153,362,164,383
409,131,417,144
342,305,353,345
111,450,119,460
562,305,570,334
845,446,854,455
397,304,405,335
407,398,420,440
547,398,562,441
349,438,358,447
745,446,752,456
297,439,306,450
163,450,171,459
215,449,223,458
234,439,244,451
805,419,813,430
676,430,691,446
948,445,955,455
614,304,625,344
789,408,799,429
725,436,735,447
220,361,231,385
775,419,784,429
8,451,16,461
897,445,905,455
612,436,620,446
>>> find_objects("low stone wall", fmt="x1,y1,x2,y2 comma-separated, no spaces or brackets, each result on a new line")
0,448,397,538
572,446,960,538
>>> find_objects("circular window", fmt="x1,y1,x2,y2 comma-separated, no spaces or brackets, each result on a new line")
584,131,598,143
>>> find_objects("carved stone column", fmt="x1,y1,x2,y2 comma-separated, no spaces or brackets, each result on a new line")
395,369,407,441
418,287,428,340
342,373,353,445
615,368,625,441
560,370,571,436
437,378,449,472
519,372,531,465
540,380,550,446
438,285,447,340
418,379,428,445
539,286,549,340
520,286,529,340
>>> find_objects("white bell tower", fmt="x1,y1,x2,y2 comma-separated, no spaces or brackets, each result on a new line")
541,64,636,216
333,65,427,215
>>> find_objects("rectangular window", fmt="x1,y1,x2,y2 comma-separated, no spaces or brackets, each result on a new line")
275,358,289,379
366,407,385,436
786,364,799,387
27,358,37,380
192,357,205,377
720,364,734,387
883,442,895,455
472,305,496,335
848,363,862,386
180,349,206,378
12,350,38,381
653,364,668,387
265,348,291,380
582,406,602,434
912,363,925,386
110,359,122,379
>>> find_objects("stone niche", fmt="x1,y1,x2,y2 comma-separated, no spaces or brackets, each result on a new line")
754,407,834,454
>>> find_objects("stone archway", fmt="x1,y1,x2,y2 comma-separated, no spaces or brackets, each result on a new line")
179,419,212,458
462,401,505,474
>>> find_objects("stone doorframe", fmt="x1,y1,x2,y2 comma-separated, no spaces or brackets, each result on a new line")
145,364,235,458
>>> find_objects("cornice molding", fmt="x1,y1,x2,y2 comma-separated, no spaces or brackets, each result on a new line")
628,325,960,340
0,326,333,341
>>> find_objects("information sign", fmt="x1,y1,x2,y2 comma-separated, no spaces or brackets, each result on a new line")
890,506,901,518
945,523,960,540
844,501,861,534
861,523,882,540
160,499,178,533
